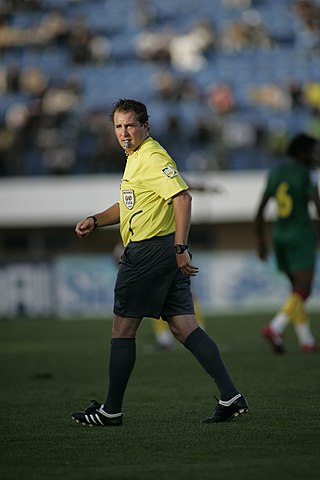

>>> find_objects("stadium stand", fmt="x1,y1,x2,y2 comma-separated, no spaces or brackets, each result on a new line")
0,0,320,175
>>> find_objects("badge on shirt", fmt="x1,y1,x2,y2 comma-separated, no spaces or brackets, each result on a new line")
123,190,135,209
162,165,177,178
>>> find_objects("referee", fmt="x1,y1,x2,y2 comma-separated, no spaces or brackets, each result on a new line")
72,99,248,426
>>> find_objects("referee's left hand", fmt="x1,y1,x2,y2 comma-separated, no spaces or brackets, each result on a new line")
176,251,199,276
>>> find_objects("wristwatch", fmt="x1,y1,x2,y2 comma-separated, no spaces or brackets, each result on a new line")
174,244,189,254
87,215,98,229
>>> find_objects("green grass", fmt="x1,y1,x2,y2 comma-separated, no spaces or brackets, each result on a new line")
1,313,320,480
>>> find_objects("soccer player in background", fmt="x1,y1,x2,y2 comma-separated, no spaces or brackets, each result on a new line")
72,98,248,426
254,133,320,354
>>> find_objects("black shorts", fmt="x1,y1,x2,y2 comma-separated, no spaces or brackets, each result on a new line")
113,234,195,319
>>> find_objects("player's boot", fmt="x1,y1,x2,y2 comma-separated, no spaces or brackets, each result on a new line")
201,394,248,423
300,342,319,353
262,325,285,354
71,400,122,427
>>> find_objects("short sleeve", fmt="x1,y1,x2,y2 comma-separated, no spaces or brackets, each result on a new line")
141,152,189,200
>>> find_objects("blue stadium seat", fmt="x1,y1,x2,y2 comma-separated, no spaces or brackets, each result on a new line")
0,0,317,174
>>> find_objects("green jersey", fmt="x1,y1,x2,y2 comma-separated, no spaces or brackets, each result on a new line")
264,160,318,271
265,160,318,235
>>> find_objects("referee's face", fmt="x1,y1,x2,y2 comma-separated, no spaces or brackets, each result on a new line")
113,110,149,155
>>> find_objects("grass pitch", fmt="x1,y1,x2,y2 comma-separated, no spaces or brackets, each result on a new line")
1,313,320,480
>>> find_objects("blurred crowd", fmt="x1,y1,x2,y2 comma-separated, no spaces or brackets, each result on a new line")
0,0,320,176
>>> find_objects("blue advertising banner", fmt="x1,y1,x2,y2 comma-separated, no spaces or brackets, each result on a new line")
0,262,53,317
1,252,319,318
193,251,320,313
53,255,117,317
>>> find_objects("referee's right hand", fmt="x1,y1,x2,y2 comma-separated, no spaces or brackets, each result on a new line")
176,251,199,276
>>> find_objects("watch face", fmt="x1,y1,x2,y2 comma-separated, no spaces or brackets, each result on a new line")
175,244,188,253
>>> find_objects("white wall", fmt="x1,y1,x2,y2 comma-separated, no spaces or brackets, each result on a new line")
0,172,275,227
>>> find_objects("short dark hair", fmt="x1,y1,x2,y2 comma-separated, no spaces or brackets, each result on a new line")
287,132,317,158
109,98,149,124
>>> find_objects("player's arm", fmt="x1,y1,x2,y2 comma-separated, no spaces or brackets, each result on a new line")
309,190,320,219
75,202,120,239
309,189,320,240
172,190,199,276
254,193,270,261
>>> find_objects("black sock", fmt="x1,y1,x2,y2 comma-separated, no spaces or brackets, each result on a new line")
184,327,238,400
103,338,136,414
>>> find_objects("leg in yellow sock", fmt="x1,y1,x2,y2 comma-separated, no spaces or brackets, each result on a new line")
291,302,318,352
264,292,318,353
270,292,303,334
153,319,174,349
263,292,302,354
194,296,205,330
153,296,205,349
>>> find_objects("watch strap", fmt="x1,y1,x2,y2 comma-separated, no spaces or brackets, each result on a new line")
174,244,189,254
87,215,98,229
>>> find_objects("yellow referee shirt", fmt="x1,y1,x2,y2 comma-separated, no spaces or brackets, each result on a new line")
119,136,189,246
